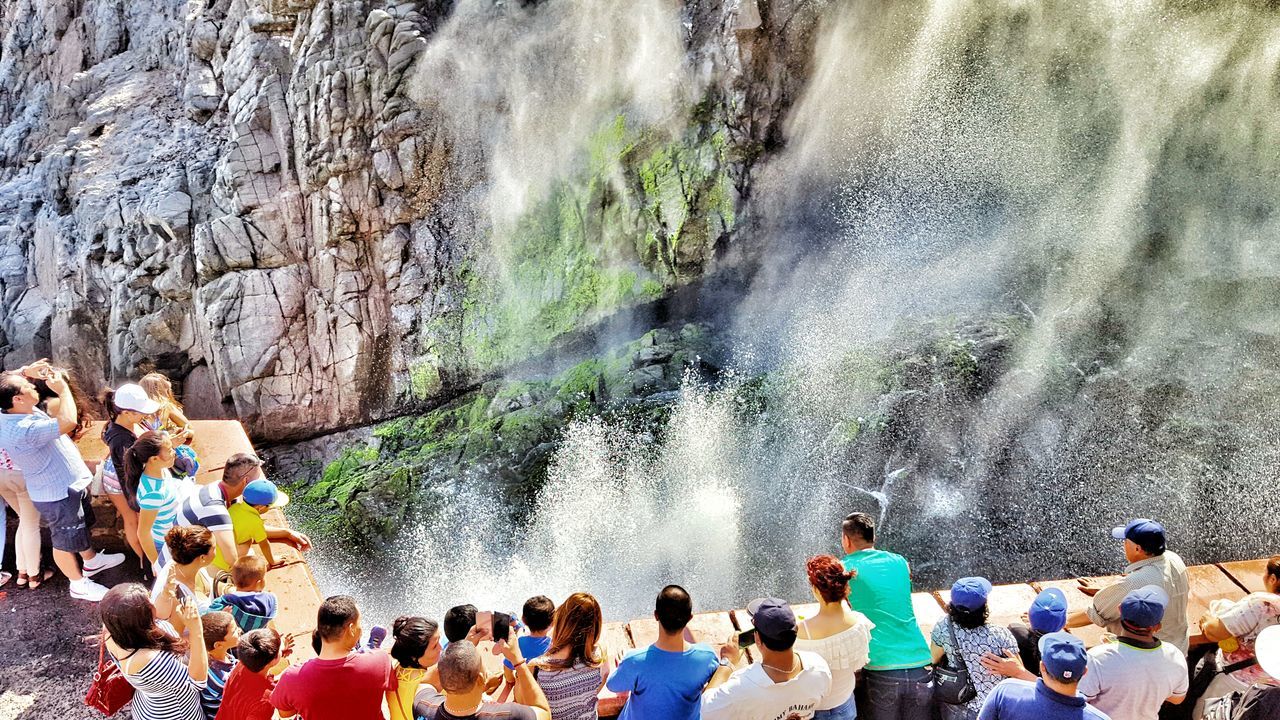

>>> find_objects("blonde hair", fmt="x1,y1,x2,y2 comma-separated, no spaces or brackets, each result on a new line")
139,372,181,410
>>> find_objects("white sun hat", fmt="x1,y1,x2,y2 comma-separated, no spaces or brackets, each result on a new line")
114,383,161,414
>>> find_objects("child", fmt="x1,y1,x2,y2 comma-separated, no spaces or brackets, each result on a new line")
208,554,277,632
211,479,288,573
201,610,241,720
215,628,287,720
503,595,556,682
386,616,442,720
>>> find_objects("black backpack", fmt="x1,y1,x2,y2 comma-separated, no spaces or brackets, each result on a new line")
933,619,977,705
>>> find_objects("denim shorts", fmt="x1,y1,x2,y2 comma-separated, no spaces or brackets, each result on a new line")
32,486,94,553
815,693,858,720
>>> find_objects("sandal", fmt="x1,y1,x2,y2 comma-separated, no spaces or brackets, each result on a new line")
16,572,28,587
0,571,11,588
27,569,53,589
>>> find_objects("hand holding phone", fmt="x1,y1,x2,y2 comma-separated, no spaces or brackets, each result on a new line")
475,611,493,640
737,627,756,649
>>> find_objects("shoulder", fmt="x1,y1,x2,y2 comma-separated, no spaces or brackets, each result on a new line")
799,650,831,674
689,643,719,659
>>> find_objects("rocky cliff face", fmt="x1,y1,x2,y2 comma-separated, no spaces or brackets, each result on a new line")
0,0,815,442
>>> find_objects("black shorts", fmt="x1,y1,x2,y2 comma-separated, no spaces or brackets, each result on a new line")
32,486,95,553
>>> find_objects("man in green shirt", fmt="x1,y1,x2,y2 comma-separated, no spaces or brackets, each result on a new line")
840,512,933,720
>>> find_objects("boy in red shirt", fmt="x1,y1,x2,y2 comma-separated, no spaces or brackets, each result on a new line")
217,628,289,720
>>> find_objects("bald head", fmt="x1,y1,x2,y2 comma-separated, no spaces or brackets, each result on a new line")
438,640,483,692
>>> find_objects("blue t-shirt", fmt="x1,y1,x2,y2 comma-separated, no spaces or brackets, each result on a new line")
978,679,1112,720
504,634,552,670
606,643,720,720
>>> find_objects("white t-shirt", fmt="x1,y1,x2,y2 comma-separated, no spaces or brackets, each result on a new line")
702,650,832,720
1078,638,1188,720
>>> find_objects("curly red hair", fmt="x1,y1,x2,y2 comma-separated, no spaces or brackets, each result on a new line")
807,554,855,603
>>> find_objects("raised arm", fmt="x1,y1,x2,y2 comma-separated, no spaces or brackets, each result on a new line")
45,372,79,436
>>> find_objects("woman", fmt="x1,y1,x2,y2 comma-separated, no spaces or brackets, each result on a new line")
1196,556,1280,717
152,525,216,621
102,582,207,720
795,555,873,720
534,592,609,720
126,432,187,565
930,577,1018,720
100,384,161,572
0,448,48,588
140,372,193,438
387,616,443,720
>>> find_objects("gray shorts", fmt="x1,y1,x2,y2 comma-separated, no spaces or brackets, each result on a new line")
32,487,95,553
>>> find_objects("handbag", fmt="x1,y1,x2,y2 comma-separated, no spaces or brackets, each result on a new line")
84,633,135,716
932,619,978,706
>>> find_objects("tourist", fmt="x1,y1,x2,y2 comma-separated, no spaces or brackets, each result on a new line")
153,525,217,620
101,582,208,720
217,628,287,720
1067,519,1189,653
931,576,1020,719
271,595,398,720
1077,586,1188,720
0,447,47,588
174,452,266,569
1194,556,1280,716
101,383,161,571
0,366,124,600
211,478,309,573
507,594,556,681
533,592,609,720
207,554,277,632
444,603,479,642
413,640,553,720
840,512,933,720
980,588,1069,682
140,371,194,438
1202,625,1280,720
200,610,242,720
794,554,873,719
977,632,1108,720
387,616,442,720
606,585,721,719
702,597,833,720
127,431,189,565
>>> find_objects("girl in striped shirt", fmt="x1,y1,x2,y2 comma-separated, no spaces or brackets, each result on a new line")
126,432,189,565
103,582,208,720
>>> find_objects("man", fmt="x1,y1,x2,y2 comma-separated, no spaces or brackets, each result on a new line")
1078,586,1188,720
607,585,722,719
271,595,396,720
1202,625,1280,720
982,588,1071,682
178,453,308,570
702,597,832,720
839,512,933,720
413,640,552,720
0,367,124,600
979,632,1111,720
1067,519,1189,654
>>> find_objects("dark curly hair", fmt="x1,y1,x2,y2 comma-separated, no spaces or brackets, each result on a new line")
807,554,855,603
390,616,440,669
947,602,990,630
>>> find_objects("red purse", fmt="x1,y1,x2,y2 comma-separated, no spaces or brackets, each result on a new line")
84,633,135,716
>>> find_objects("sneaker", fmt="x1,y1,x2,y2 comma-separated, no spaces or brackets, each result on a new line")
82,551,126,577
70,577,110,601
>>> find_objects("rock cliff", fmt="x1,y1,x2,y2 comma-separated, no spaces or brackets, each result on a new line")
0,0,815,442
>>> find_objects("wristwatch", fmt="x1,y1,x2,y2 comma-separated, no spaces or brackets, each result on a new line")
718,658,732,668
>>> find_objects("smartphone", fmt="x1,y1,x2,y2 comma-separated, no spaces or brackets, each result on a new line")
493,612,513,643
737,628,756,649
475,610,493,638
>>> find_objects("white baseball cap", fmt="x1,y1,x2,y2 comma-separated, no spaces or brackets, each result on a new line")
1257,624,1280,679
114,383,161,414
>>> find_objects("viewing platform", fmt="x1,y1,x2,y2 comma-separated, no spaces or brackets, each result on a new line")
71,423,1269,718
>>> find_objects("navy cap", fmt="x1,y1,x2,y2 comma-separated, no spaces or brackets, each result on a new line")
1029,588,1068,633
1038,631,1088,682
1111,518,1166,553
1120,585,1168,628
747,597,797,640
949,577,993,612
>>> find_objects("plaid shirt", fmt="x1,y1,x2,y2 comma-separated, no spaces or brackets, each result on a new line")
1088,550,1190,653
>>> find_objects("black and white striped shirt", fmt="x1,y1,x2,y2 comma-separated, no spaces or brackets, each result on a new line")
115,650,206,720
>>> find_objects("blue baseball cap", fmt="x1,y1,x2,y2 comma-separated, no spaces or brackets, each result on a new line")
1038,631,1088,682
1120,585,1168,628
242,479,289,508
747,597,797,640
1111,518,1166,553
1029,588,1068,633
949,577,993,611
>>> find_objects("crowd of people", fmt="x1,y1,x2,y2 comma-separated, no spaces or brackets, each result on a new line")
1,361,1278,720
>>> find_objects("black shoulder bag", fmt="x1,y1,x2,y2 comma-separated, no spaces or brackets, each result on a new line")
933,619,977,706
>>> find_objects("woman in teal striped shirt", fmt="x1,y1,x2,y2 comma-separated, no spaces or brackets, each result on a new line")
127,432,188,565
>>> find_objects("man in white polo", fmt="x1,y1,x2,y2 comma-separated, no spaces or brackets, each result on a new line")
1078,585,1188,720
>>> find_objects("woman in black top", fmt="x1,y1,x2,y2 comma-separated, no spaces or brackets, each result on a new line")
100,383,162,574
